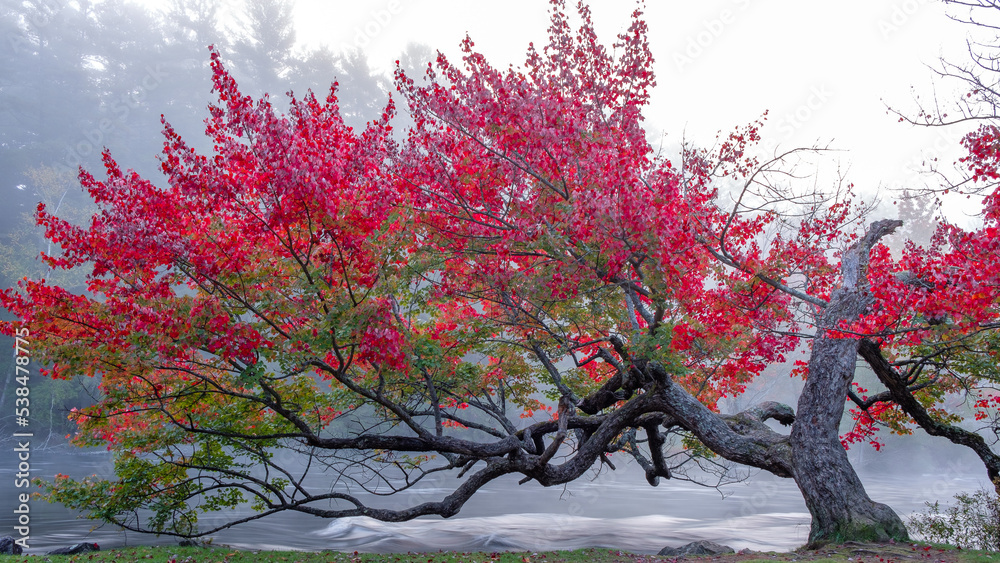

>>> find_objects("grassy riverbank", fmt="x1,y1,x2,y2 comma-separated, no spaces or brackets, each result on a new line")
0,543,997,563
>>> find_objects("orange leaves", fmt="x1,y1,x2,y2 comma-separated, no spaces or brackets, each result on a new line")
518,399,554,419
440,397,470,410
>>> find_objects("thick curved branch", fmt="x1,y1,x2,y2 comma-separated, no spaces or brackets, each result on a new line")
641,418,672,486
859,338,1000,485
646,362,795,477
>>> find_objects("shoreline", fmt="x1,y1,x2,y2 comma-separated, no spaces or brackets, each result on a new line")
0,541,989,563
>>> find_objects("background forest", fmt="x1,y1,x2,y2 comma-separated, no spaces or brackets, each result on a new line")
0,0,406,441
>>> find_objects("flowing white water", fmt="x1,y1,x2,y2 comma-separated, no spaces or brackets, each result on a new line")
1,443,987,555
309,513,811,553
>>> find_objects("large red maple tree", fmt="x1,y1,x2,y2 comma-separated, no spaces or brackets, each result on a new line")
4,0,1000,547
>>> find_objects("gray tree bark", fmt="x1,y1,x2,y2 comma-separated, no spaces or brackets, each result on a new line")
789,219,908,546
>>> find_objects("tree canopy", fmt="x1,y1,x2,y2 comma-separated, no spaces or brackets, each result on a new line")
4,0,1000,548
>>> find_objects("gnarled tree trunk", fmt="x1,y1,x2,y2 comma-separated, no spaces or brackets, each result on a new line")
790,219,908,546
791,334,907,545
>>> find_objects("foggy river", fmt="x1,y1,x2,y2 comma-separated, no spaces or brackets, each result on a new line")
0,443,987,555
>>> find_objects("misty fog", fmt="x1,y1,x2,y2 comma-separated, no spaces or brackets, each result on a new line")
1,0,995,555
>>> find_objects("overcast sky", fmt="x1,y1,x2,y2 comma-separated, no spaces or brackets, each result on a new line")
126,0,985,222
